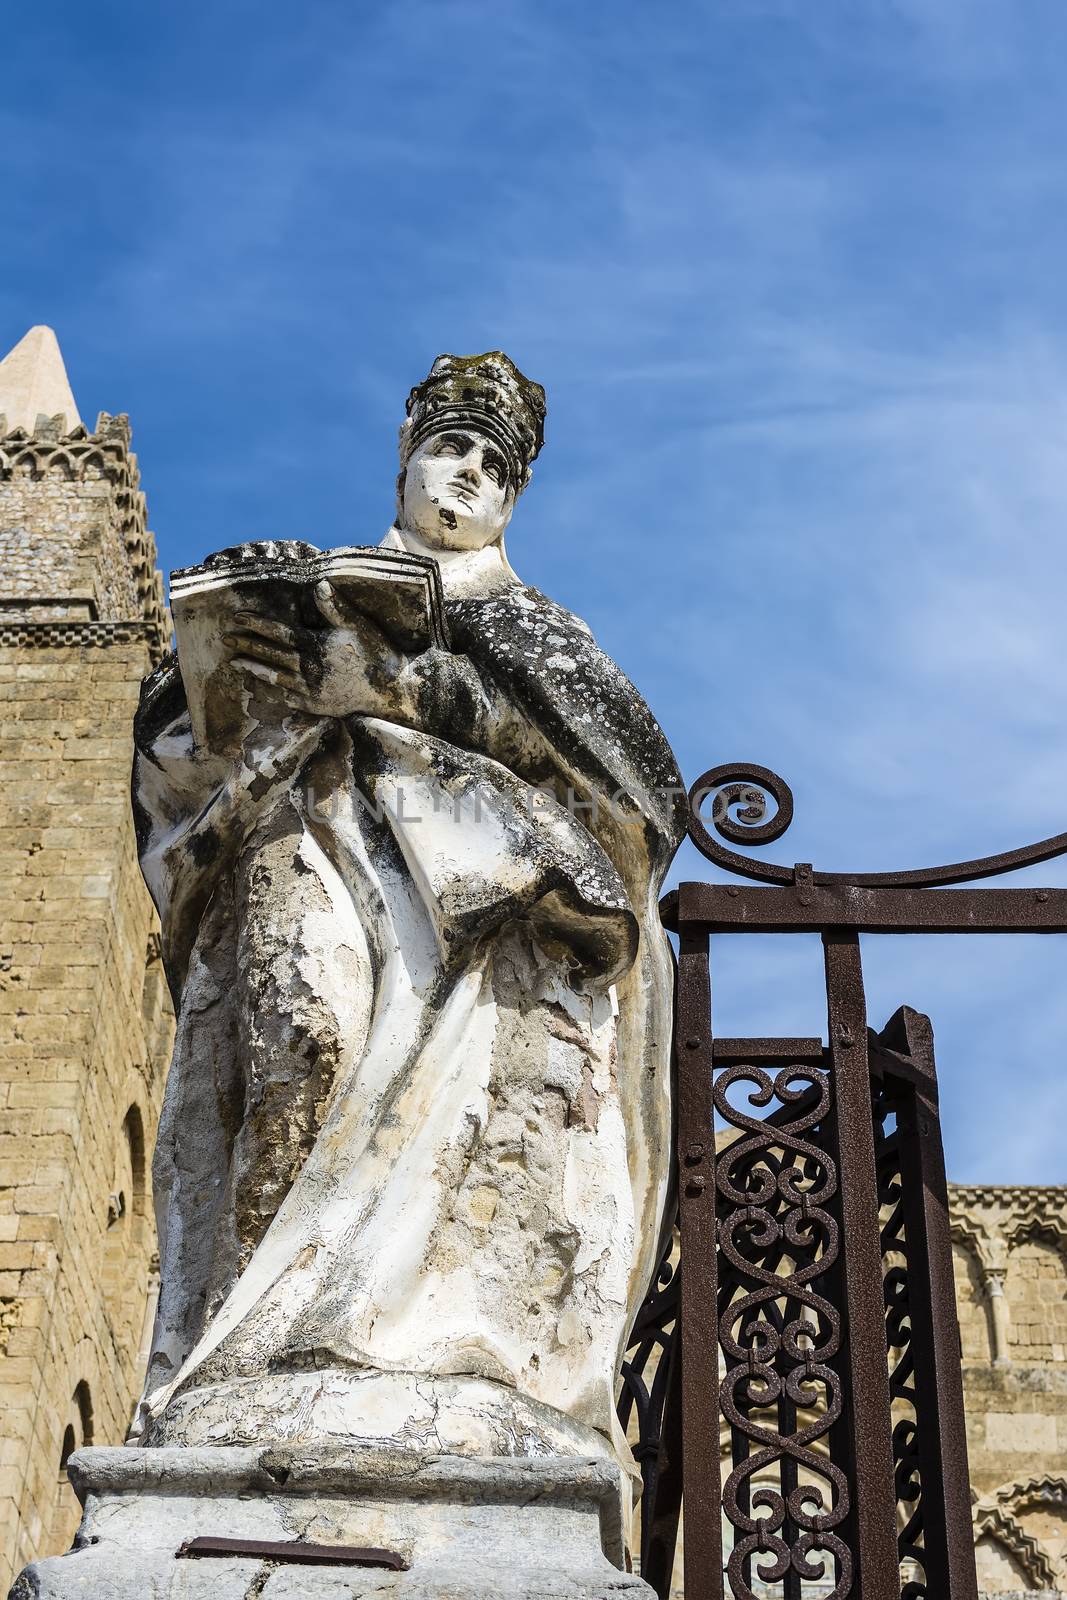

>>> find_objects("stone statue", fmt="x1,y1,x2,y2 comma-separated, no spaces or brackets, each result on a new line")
10,355,686,1599
131,351,685,1472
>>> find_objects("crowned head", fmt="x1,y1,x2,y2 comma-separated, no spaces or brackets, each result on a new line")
398,352,546,551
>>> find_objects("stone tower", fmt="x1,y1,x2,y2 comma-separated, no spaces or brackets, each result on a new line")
0,327,173,1589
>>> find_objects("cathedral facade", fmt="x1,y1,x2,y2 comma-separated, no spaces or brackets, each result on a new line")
0,328,1062,1598
952,1184,1067,1595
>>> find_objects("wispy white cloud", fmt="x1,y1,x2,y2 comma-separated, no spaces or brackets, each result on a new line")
5,0,1067,1177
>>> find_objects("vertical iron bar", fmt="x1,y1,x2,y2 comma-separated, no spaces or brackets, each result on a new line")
643,1317,684,1600
730,1413,751,1593
676,924,723,1600
823,932,899,1600
780,1382,801,1600
779,1139,801,1600
889,1011,981,1600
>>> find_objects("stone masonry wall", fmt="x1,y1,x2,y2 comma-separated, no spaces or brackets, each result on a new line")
951,1186,1067,1597
0,414,173,1592
0,416,167,633
0,640,173,1591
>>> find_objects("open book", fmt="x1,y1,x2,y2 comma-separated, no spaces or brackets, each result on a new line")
170,543,449,758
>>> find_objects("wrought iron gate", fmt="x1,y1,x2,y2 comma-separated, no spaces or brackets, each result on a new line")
617,762,1067,1600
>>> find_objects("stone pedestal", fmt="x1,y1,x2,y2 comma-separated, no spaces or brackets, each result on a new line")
8,1445,654,1600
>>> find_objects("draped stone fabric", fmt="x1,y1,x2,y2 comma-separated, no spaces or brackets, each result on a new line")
131,544,685,1468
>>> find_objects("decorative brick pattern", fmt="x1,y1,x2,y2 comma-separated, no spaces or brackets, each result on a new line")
0,623,159,651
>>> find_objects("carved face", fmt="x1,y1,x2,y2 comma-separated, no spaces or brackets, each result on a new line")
402,430,516,551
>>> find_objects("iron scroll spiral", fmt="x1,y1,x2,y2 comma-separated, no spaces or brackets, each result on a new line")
688,762,1067,887
689,764,797,885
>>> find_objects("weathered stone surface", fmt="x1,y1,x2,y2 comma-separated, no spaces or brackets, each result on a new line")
950,1185,1067,1596
8,1446,652,1599
0,402,167,639
0,337,174,1590
130,353,686,1471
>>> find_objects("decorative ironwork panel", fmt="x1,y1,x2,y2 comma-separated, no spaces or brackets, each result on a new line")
873,1076,927,1596
617,1014,979,1600
616,754,1015,1600
715,1056,850,1600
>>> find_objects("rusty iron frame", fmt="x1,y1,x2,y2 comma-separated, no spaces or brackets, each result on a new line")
619,761,1067,1600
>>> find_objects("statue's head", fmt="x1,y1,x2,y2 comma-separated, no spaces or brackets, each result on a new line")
398,352,546,551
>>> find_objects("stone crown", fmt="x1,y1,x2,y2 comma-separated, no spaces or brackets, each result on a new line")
403,352,546,489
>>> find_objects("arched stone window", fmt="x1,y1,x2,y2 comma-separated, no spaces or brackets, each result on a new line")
952,1239,994,1363
142,929,172,1079
102,1105,147,1353
73,1380,92,1441
974,1534,1033,1593
49,1382,93,1555
973,1500,1060,1595
1005,1236,1067,1364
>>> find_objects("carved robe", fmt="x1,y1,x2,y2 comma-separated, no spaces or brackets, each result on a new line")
132,547,684,1464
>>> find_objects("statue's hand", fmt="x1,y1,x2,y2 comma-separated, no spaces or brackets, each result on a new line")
252,711,327,783
224,581,407,719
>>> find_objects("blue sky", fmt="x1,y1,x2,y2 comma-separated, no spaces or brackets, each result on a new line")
4,0,1067,1181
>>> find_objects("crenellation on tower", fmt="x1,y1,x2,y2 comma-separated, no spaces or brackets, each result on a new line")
0,398,168,647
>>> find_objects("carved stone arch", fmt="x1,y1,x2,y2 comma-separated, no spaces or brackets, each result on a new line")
950,1230,995,1362
127,1100,146,1203
972,1504,1058,1592
1002,1214,1067,1364
125,1103,147,1217
103,1101,150,1357
949,1191,1003,1272
72,1379,93,1446
142,929,172,1081
995,1475,1067,1587
49,1378,94,1555
76,449,107,481
1004,1201,1067,1263
98,450,125,487
998,1473,1067,1513
12,448,40,478
46,449,75,480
